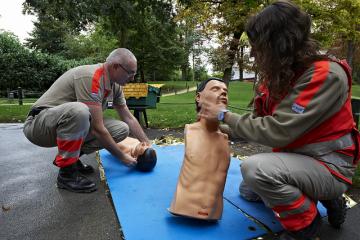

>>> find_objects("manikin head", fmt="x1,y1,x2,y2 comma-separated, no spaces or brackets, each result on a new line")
105,48,137,86
195,78,228,115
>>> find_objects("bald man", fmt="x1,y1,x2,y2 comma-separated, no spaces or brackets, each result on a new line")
23,48,150,193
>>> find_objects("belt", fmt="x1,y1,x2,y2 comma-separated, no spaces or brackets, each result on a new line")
28,107,48,117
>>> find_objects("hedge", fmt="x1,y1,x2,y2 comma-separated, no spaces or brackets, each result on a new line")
0,31,96,96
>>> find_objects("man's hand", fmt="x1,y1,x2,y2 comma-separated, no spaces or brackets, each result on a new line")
121,153,137,167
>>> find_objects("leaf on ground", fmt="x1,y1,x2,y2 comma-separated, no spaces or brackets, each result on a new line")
154,135,184,145
2,205,11,211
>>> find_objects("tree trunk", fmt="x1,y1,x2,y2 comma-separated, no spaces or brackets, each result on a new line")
239,46,244,81
140,66,145,83
181,65,187,81
347,40,356,70
192,51,195,82
223,31,242,85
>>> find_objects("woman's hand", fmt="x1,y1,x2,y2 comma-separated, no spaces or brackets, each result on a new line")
198,101,226,122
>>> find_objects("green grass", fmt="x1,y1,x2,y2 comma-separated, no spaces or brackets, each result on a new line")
2,81,360,125
0,105,31,122
108,81,254,128
352,84,360,98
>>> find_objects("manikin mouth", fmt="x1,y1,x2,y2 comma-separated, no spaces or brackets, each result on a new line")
219,98,228,105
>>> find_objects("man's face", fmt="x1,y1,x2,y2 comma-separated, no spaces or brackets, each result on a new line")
196,80,228,109
110,61,137,86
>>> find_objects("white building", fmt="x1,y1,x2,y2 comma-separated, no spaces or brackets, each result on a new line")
231,62,256,81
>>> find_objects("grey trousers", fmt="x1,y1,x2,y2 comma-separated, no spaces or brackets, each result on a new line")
240,152,349,208
23,102,129,156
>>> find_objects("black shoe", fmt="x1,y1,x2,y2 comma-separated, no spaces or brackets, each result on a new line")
279,211,321,240
320,196,347,229
76,159,95,174
57,163,97,193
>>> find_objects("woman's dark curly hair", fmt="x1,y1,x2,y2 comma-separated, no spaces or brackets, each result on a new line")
246,0,326,99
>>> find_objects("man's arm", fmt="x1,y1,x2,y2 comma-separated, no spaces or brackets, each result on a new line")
88,104,137,166
113,104,151,145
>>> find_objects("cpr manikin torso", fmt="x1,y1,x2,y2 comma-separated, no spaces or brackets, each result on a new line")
169,79,230,220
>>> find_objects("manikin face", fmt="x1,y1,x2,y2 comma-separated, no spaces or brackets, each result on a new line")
110,61,137,86
196,80,228,110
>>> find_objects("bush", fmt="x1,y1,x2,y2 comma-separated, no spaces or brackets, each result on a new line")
0,31,96,92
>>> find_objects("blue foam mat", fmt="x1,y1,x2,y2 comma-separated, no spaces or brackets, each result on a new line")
224,157,327,232
100,145,266,240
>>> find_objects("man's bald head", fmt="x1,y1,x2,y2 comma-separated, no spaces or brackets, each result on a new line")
105,48,137,85
106,48,137,70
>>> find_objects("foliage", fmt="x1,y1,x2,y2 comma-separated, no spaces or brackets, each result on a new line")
177,0,266,83
0,31,95,93
127,2,184,82
60,22,118,62
296,0,360,77
24,15,73,54
23,0,186,82
296,0,360,47
193,66,209,82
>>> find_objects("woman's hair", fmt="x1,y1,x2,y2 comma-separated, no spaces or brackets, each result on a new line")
246,0,326,99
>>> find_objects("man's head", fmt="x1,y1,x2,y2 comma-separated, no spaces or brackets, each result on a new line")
106,48,137,86
195,78,228,113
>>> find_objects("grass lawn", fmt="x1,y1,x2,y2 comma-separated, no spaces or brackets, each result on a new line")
2,81,360,125
105,81,255,128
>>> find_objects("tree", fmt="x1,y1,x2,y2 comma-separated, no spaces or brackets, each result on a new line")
177,0,266,84
60,22,118,61
0,31,95,92
23,0,185,82
297,0,360,77
25,15,72,53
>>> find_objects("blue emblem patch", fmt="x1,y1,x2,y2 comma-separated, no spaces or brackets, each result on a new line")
292,103,305,114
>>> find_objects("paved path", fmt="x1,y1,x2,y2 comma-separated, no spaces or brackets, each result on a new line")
0,124,121,240
162,86,197,97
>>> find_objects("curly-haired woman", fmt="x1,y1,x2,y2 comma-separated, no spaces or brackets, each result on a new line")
199,1,359,239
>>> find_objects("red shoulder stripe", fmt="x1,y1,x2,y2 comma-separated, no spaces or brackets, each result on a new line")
294,61,330,109
91,67,104,94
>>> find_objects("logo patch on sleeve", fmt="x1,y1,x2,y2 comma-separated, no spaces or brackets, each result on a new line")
292,102,305,114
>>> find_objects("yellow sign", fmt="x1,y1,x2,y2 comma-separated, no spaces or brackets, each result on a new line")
123,83,148,99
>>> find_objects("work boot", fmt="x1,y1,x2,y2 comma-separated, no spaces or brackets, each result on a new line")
320,196,347,229
279,211,322,240
57,163,97,193
76,159,95,174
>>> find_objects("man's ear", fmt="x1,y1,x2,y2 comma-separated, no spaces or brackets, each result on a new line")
111,63,119,70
